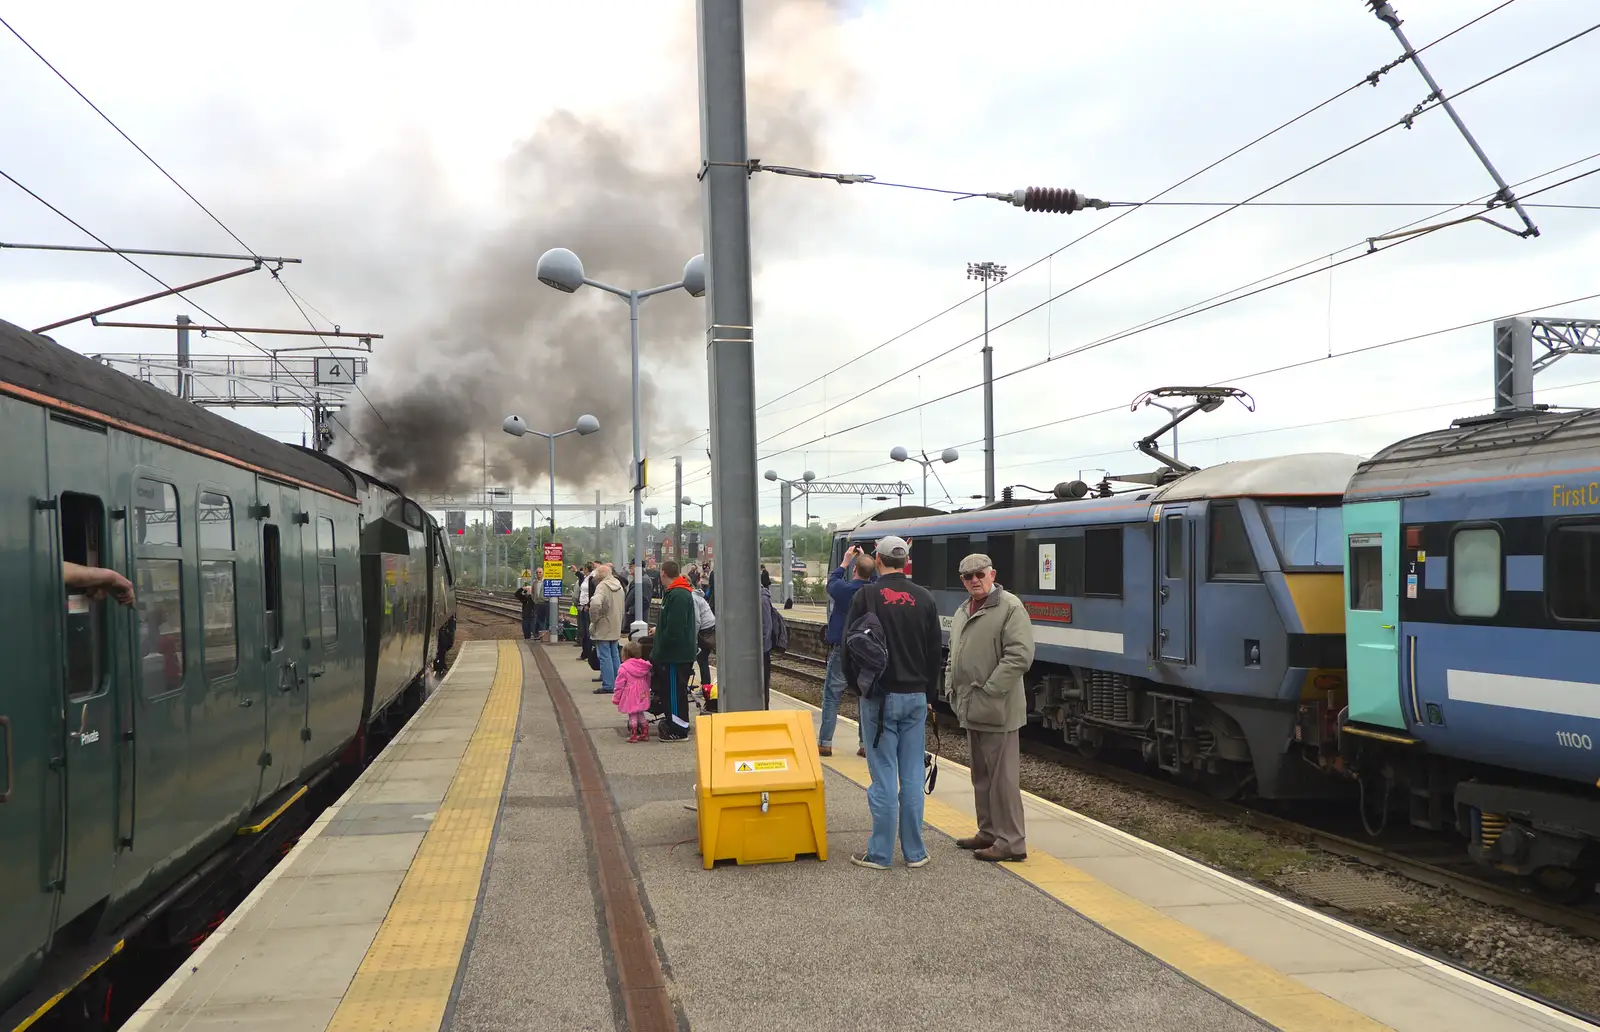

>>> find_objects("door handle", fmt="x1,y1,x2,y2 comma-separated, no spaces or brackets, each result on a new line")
1159,585,1169,602
239,698,254,708
1380,624,1394,630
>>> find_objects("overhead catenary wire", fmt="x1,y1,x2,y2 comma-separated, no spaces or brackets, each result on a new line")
0,166,369,449
756,140,1600,465
750,0,1523,416
0,13,396,443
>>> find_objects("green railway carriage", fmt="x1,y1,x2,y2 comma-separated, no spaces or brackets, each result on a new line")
0,319,456,1022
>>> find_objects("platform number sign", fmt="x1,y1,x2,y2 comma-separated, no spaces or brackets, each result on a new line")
315,357,357,385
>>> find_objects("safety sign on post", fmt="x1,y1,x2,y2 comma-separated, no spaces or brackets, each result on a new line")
542,542,564,597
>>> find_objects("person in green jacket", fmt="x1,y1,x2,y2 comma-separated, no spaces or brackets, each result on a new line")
653,559,698,741
946,553,1036,862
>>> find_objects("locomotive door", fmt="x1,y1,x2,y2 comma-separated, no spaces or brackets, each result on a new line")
1156,506,1193,663
1343,501,1407,729
44,416,128,923
255,481,308,807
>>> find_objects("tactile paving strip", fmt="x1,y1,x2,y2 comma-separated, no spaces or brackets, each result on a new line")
324,640,520,1032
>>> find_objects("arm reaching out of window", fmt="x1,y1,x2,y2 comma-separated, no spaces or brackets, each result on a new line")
64,562,135,606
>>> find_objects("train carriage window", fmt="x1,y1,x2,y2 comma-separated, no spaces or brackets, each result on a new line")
1208,503,1258,580
944,536,969,588
61,493,108,700
1348,537,1383,610
136,560,184,697
1027,537,1083,595
1084,526,1123,597
1548,520,1600,621
199,492,233,550
200,560,238,679
318,517,338,643
1450,526,1502,619
924,539,947,590
985,534,1016,588
263,525,283,648
134,478,179,546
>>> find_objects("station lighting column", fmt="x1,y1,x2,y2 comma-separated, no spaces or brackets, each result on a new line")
502,413,600,636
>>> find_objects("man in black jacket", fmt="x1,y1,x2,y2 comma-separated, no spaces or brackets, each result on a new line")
513,582,537,640
842,535,938,871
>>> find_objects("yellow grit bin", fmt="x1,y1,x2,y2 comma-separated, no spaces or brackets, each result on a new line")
694,709,828,868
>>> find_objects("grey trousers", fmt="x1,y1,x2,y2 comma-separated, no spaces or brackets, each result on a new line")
968,729,1025,854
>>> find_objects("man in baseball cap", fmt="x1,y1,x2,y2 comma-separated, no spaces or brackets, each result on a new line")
842,534,940,870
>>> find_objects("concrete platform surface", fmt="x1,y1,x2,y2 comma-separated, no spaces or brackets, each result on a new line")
122,640,1599,1032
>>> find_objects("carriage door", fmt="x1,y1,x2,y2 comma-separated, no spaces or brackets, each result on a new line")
1156,506,1193,663
255,482,308,806
45,416,127,921
1343,501,1407,729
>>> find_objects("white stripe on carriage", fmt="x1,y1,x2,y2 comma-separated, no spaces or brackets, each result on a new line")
1034,625,1125,655
1446,669,1600,720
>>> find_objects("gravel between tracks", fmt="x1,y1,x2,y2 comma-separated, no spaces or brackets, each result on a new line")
774,669,1600,1018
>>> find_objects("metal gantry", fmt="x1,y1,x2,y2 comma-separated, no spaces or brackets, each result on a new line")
1493,317,1600,412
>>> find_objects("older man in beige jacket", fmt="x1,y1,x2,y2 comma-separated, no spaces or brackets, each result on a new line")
945,552,1035,862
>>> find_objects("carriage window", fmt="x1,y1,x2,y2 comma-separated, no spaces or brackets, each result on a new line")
62,493,108,700
1084,527,1123,597
923,538,947,589
319,517,338,643
1163,515,1186,579
199,492,233,550
135,478,179,547
1208,503,1258,579
1264,504,1343,568
1029,537,1084,595
1348,536,1383,610
985,534,1015,588
1451,527,1502,619
943,536,969,588
200,560,237,679
136,559,185,697
263,525,283,648
1548,521,1600,621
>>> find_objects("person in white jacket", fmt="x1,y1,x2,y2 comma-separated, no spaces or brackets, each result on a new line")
690,575,716,687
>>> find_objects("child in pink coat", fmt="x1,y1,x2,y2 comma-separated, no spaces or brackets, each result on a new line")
613,641,654,742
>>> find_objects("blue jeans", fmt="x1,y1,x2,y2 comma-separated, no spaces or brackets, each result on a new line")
819,646,857,748
860,692,929,866
596,640,620,692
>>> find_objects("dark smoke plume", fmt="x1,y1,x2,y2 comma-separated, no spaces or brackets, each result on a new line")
338,1,855,500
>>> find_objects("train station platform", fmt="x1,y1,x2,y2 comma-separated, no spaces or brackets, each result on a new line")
125,640,1596,1032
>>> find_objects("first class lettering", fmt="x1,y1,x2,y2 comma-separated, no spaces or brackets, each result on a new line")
1552,483,1600,508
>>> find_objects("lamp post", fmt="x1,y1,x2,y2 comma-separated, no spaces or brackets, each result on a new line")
967,261,1007,504
535,246,705,630
503,412,600,638
680,495,710,524
763,469,814,605
890,446,959,507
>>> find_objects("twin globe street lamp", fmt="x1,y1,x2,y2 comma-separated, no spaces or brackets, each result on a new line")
890,446,959,507
503,412,600,638
534,247,706,629
763,469,814,606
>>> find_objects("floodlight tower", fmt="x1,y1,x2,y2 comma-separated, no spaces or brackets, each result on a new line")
968,260,1007,504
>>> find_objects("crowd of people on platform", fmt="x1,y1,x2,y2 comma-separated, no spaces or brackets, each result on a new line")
520,532,1039,873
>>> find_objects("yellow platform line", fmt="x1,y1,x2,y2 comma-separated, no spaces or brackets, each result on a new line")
822,752,1393,1032
325,640,521,1032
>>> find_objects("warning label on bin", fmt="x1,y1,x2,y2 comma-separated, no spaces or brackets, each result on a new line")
733,759,788,773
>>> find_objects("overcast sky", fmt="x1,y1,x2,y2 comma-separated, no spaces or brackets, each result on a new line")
3,0,1597,530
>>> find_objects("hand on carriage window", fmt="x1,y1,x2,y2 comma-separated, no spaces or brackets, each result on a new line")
63,562,135,606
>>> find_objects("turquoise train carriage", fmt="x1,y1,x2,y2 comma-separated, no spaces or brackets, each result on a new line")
0,318,457,1024
1340,408,1600,900
832,452,1360,801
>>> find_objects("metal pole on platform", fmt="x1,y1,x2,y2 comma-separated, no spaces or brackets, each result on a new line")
176,313,191,400
595,489,602,564
480,434,488,587
674,456,684,564
697,0,762,710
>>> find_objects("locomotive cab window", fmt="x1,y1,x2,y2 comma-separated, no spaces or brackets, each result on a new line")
1264,504,1343,569
1208,503,1257,580
61,493,108,700
1163,515,1186,579
1450,526,1502,619
1547,520,1600,622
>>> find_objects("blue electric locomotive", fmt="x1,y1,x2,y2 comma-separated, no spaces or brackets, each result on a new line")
833,451,1360,800
1341,407,1600,898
